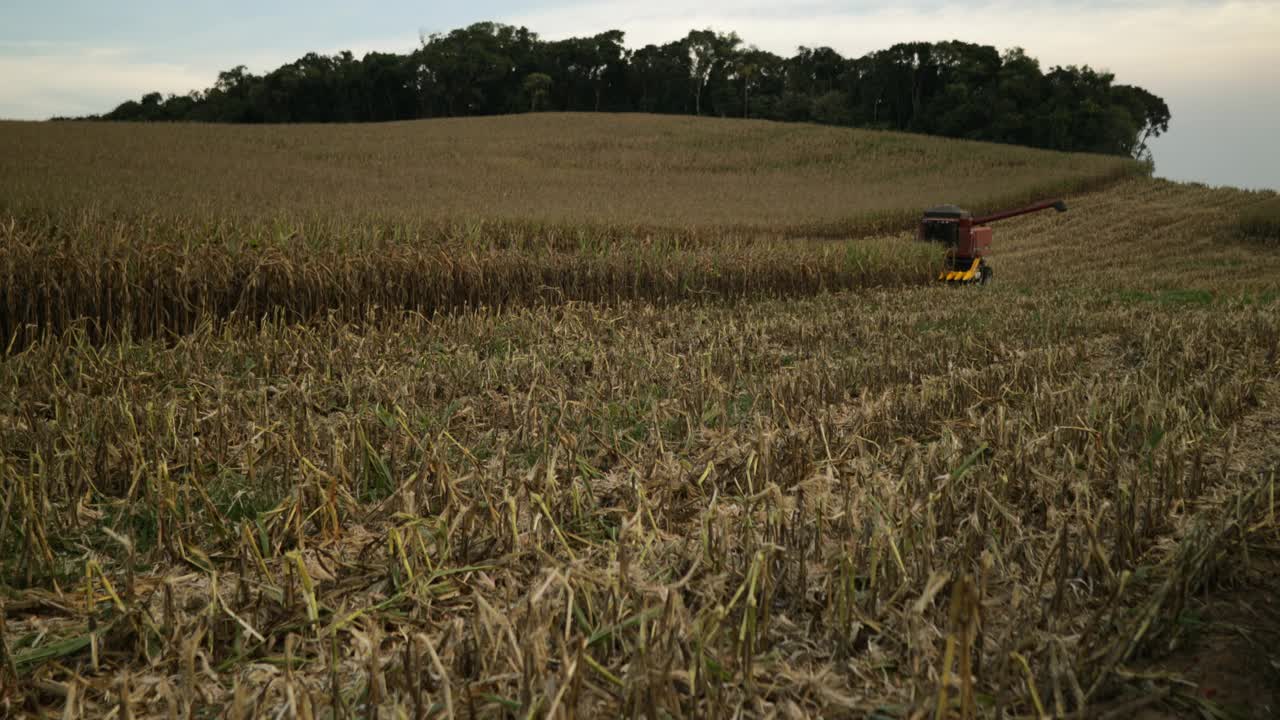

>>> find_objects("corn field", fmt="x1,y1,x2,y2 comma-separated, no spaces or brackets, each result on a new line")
0,212,941,350
1236,195,1280,246
1,116,1279,718
0,115,1136,233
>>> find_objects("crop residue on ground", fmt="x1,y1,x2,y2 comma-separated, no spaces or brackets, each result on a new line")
1,115,1278,718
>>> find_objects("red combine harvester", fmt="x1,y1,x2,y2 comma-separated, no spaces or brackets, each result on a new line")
918,199,1068,284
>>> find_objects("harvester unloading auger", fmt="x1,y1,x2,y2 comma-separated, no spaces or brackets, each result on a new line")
918,199,1068,284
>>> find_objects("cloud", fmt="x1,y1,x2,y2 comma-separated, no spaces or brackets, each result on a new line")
506,0,1277,91
0,33,423,120
0,45,213,119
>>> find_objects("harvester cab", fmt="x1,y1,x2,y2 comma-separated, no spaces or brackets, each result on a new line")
918,199,1068,284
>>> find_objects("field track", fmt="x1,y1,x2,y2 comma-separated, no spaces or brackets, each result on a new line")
1,117,1279,718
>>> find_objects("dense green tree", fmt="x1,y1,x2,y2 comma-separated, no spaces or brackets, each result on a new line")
787,46,847,97
629,42,690,113
523,73,552,111
1111,85,1171,161
684,30,740,116
92,23,1169,160
544,30,628,111
731,48,784,118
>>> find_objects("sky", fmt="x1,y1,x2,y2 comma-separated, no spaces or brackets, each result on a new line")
1,1,1277,190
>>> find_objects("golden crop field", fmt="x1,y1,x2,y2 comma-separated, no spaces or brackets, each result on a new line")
0,114,1136,233
1236,195,1280,246
1,115,1279,719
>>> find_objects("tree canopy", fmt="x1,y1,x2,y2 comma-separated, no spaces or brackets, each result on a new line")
87,22,1170,158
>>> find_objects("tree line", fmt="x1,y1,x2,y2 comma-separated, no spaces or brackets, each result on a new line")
87,22,1171,159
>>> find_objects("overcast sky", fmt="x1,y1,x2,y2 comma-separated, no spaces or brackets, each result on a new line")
2,1,1276,190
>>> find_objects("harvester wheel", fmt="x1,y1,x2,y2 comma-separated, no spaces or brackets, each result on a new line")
979,265,993,285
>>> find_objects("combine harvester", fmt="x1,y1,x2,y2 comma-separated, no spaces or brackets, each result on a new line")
918,199,1068,284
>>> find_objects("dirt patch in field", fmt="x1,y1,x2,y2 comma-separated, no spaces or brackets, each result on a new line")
1127,543,1280,719
1132,387,1280,719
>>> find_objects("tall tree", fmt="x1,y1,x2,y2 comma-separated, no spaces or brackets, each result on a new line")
524,73,552,111
684,30,740,116
1112,85,1170,161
